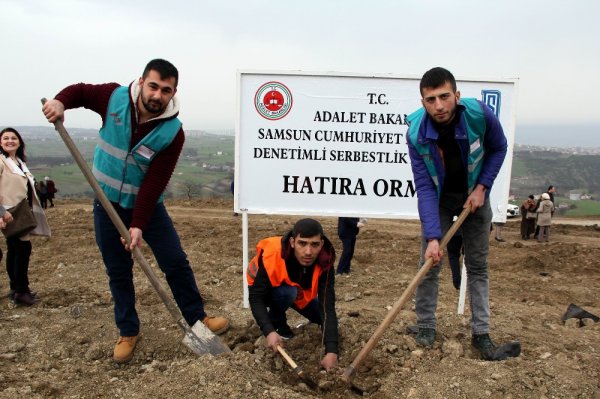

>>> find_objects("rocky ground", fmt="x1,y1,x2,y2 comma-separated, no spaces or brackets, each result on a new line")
1,198,599,398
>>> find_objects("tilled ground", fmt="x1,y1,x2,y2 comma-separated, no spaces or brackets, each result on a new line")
1,198,599,398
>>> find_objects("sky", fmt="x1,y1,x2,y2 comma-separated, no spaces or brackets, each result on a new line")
1,0,599,137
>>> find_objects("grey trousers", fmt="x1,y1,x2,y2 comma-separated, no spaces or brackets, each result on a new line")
415,193,493,335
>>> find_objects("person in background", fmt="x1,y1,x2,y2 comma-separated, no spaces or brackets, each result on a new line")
44,176,57,207
336,217,365,275
536,192,555,243
547,185,556,204
247,218,339,371
38,181,48,209
534,185,556,238
0,127,51,305
492,222,505,242
406,67,517,361
520,194,537,240
42,58,229,364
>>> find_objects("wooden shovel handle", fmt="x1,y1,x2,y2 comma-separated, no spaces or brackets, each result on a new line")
342,206,471,383
277,345,300,371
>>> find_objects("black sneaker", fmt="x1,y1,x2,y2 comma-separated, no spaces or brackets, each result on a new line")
472,334,496,360
275,323,294,340
415,327,436,347
405,325,419,335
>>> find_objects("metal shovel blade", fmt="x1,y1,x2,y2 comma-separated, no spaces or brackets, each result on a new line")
183,320,231,356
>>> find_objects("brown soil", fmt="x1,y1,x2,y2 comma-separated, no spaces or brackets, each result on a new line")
1,199,599,398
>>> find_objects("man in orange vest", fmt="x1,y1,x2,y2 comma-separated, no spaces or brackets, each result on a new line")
247,218,339,371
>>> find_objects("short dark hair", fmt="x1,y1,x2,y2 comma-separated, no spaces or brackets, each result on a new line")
420,67,457,96
0,127,26,162
292,218,324,239
528,194,534,199
547,185,554,191
143,59,179,87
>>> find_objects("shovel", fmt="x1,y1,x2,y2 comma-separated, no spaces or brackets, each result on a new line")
277,345,318,390
342,206,471,384
41,98,230,356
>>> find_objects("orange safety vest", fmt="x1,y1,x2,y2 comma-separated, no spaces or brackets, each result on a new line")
247,236,323,309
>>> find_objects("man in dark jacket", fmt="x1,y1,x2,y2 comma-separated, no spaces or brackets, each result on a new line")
247,218,339,371
406,67,512,360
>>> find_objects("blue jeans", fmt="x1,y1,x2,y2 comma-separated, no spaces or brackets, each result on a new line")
268,284,322,328
336,236,357,274
415,193,492,335
94,200,206,336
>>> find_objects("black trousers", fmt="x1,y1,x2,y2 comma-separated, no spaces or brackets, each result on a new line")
6,238,32,293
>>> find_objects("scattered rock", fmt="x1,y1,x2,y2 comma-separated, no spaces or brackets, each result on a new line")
318,380,334,390
442,339,464,359
84,344,104,361
564,318,580,328
344,294,357,302
581,318,597,327
411,349,424,358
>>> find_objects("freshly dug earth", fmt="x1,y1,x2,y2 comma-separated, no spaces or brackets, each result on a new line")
1,198,599,398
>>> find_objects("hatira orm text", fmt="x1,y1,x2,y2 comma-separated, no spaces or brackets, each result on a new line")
282,175,416,197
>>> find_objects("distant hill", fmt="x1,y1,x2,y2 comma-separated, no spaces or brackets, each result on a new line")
510,149,600,199
11,126,600,208
17,126,234,199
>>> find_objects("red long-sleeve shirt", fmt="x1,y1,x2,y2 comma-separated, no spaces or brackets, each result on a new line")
55,82,184,230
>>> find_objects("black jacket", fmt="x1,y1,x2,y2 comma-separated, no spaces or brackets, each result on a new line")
248,231,338,354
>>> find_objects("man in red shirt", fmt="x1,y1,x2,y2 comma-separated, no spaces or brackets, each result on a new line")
43,59,229,364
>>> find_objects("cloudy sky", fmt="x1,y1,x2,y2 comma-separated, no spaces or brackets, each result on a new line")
1,0,599,133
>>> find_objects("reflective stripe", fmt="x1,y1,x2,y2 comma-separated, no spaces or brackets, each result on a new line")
470,150,484,170
97,137,129,160
124,153,149,173
97,139,148,172
431,175,439,187
247,261,258,280
92,166,139,195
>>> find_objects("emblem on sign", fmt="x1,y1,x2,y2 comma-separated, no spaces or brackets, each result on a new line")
481,90,501,117
254,81,293,120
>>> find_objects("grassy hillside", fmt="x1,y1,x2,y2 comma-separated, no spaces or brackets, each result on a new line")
25,132,234,199
20,128,600,216
510,150,600,203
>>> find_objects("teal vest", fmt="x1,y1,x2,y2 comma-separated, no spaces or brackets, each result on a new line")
407,98,486,197
92,86,181,209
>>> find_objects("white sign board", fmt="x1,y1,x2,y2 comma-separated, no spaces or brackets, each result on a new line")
235,71,517,221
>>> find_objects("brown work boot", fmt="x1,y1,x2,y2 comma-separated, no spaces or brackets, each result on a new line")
202,316,230,335
113,335,139,363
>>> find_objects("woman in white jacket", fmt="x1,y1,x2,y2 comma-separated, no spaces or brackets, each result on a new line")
536,192,555,243
0,127,50,305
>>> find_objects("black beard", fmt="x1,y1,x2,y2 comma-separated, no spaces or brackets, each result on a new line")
142,98,164,114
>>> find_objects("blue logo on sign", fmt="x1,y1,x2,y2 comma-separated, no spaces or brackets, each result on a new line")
481,90,501,117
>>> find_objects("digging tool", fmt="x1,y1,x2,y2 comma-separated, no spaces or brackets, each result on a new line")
342,206,471,384
41,98,230,356
276,345,318,390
